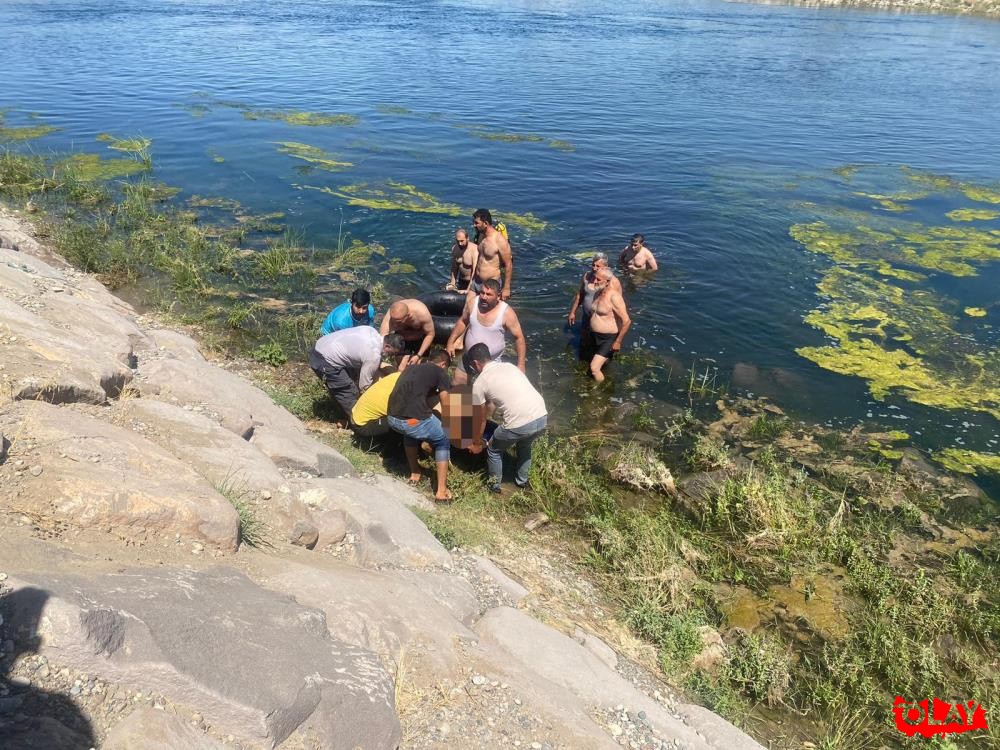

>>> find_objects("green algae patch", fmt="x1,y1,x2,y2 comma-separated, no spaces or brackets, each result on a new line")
206,148,225,164
243,109,359,127
96,133,152,153
298,181,547,232
375,104,413,115
179,102,210,117
904,168,1000,205
59,153,149,181
854,192,910,212
386,261,417,274
833,164,861,180
456,124,574,153
932,448,1000,476
0,123,60,142
964,307,988,317
273,141,352,172
796,267,1000,420
188,195,242,210
947,208,1000,222
790,220,1000,279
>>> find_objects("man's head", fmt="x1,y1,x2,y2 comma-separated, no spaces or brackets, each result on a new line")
350,288,371,318
630,233,645,249
455,228,469,248
388,300,409,326
595,267,615,290
591,252,609,271
463,342,492,377
472,208,493,234
477,278,501,312
382,333,405,358
427,348,452,369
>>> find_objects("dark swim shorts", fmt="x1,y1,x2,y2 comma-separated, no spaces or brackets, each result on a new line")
593,332,617,359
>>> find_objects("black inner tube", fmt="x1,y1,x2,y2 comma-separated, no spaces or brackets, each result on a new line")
420,290,467,345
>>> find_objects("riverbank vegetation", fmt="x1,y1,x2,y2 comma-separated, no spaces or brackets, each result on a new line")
3,142,998,748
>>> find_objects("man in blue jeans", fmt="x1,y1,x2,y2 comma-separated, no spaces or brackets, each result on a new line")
464,343,548,493
387,349,453,502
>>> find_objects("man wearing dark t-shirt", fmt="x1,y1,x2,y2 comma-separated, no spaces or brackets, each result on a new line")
387,349,453,501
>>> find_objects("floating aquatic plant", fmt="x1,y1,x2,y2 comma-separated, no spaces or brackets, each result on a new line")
188,195,242,210
58,153,149,181
386,261,417,274
0,123,60,142
904,167,1000,205
947,208,1000,222
796,267,999,420
375,104,413,115
455,123,574,153
964,307,988,317
273,141,352,172
206,148,225,164
297,181,547,232
96,133,152,153
242,109,358,127
932,448,1000,476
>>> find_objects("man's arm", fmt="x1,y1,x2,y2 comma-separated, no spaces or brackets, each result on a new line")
445,297,474,356
499,237,513,300
359,354,379,392
567,277,585,325
611,292,632,351
447,247,459,290
504,307,527,372
644,248,658,271
468,403,487,453
417,319,435,359
379,314,391,336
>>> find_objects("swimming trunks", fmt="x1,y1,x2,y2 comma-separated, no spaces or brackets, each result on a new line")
592,332,617,359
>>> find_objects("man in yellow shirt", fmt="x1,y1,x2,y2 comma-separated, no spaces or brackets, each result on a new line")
350,371,401,437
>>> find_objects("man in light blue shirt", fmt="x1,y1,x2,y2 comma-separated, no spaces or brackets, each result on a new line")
320,288,376,334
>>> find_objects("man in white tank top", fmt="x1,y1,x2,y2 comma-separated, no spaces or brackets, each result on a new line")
445,278,526,385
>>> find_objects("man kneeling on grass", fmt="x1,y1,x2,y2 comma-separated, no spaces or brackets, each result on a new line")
387,349,453,502
464,343,548,493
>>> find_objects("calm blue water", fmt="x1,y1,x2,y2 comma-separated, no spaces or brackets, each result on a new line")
3,0,1000,467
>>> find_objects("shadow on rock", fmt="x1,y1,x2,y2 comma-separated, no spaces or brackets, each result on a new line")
0,586,96,749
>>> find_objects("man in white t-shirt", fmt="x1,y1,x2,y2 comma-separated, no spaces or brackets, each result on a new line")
464,343,548,493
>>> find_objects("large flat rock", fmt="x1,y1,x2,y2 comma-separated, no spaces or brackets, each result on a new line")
295,477,451,568
103,707,227,750
2,567,401,749
258,559,478,680
0,401,239,551
138,356,353,476
475,607,764,750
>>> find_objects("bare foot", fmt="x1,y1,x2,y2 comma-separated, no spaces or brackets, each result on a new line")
407,473,423,484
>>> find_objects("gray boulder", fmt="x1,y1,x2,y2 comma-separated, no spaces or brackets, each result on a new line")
258,559,478,680
3,567,401,749
138,356,354,476
103,707,227,750
475,607,764,750
295,477,451,568
0,401,239,551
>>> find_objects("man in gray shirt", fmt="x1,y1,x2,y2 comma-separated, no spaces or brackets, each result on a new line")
309,327,405,417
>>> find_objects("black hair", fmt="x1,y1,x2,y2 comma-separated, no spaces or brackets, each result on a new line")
427,348,451,367
472,208,493,226
631,233,645,244
480,278,501,294
464,343,492,370
350,288,371,306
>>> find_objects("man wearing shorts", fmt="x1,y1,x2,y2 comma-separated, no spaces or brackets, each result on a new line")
586,267,631,382
387,349,453,502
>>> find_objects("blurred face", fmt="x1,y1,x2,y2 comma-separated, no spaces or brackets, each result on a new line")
351,302,368,318
455,231,468,249
631,238,642,250
472,216,487,233
478,286,499,311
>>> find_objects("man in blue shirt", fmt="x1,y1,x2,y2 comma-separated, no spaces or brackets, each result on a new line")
320,288,376,334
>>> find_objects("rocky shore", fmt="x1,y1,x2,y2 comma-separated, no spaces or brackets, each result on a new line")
743,0,1000,18
0,206,761,749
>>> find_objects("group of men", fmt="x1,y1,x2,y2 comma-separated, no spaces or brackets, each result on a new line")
307,210,657,501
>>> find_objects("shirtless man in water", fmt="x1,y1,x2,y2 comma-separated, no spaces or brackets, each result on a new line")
567,253,622,327
380,299,436,367
619,233,658,271
586,267,631,382
471,208,513,300
446,229,479,292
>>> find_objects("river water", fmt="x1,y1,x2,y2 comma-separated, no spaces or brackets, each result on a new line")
3,0,1000,470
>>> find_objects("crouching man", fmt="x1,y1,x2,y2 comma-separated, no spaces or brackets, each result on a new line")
464,343,548,493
